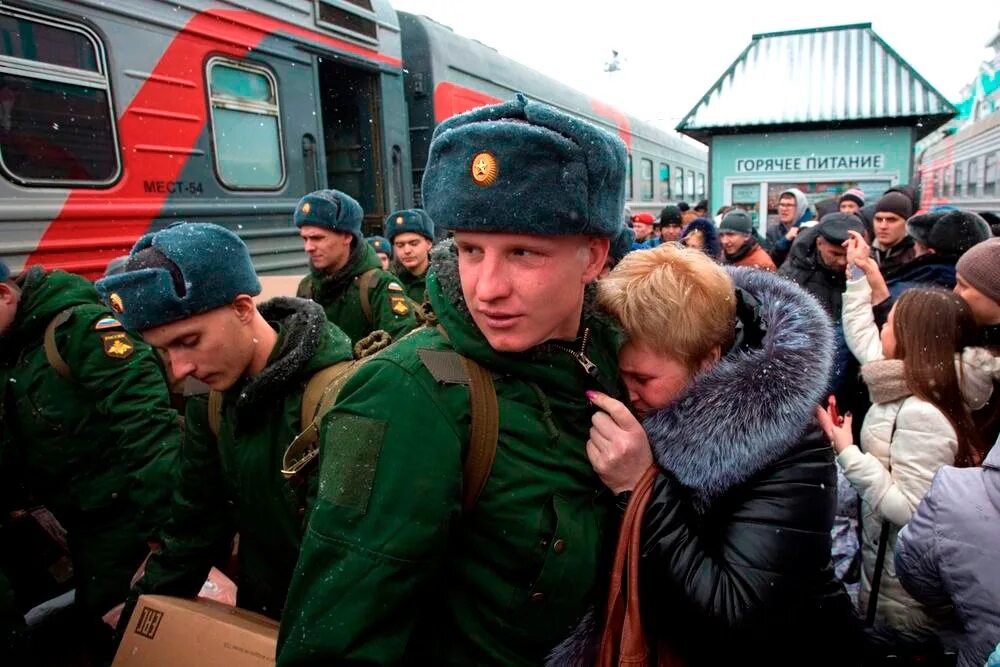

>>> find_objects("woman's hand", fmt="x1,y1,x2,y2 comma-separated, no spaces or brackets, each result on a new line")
814,396,854,454
586,390,654,493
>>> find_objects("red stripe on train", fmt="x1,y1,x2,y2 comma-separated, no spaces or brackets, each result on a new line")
26,9,400,278
433,82,635,153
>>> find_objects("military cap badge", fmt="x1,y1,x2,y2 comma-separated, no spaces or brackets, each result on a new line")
396,215,404,225
301,202,311,214
471,151,498,187
109,293,125,313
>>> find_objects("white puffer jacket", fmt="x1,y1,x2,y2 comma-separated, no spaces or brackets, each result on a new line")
838,278,995,638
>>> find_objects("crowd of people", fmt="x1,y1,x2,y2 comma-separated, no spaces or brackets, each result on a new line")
1,91,998,666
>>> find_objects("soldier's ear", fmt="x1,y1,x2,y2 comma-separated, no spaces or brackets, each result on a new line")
230,294,257,325
582,236,611,284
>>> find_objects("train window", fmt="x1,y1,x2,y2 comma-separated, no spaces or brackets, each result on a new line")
675,168,684,199
985,153,997,196
955,162,965,198
933,169,942,198
659,163,670,200
640,158,653,201
208,59,284,190
316,1,378,43
944,166,953,197
0,8,119,186
967,156,979,198
625,154,632,200
696,173,705,200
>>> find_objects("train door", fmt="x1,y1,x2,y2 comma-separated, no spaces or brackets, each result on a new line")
316,58,384,233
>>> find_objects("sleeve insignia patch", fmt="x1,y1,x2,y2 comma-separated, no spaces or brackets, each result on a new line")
101,332,135,359
94,317,122,331
390,295,410,317
387,281,404,292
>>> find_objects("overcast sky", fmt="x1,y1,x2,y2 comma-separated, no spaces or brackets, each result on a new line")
392,0,999,133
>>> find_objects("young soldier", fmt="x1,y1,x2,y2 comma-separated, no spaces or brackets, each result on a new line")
366,236,392,272
0,259,179,655
385,208,435,304
94,223,354,623
278,94,628,665
295,189,418,342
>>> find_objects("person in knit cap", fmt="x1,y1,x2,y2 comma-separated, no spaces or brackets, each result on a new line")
384,208,435,304
871,191,917,274
718,209,776,271
0,256,180,660
658,204,684,244
839,189,865,215
94,222,355,632
366,235,392,271
278,93,628,666
295,189,417,343
954,237,1000,443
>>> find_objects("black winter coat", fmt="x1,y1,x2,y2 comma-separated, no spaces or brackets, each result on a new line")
547,267,859,667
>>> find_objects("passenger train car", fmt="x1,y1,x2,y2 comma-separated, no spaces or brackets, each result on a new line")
0,0,706,281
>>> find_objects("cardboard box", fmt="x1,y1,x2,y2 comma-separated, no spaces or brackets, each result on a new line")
113,595,277,666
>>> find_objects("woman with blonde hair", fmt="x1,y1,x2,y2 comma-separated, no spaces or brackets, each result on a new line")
548,244,857,666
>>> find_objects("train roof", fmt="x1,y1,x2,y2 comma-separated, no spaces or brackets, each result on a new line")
398,12,706,159
678,23,956,142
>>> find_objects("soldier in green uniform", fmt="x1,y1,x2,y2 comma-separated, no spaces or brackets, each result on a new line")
0,259,180,654
278,94,628,665
366,235,393,272
95,223,354,623
384,208,435,304
295,190,418,343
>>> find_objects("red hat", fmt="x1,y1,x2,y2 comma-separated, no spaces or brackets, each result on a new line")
632,212,655,224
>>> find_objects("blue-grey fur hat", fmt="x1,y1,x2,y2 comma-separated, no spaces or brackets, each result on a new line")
610,224,635,262
367,235,393,258
421,93,627,237
294,189,364,242
95,222,261,332
384,208,435,242
0,260,8,282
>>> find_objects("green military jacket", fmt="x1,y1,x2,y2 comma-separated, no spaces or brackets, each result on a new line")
297,242,417,343
0,268,180,617
391,259,428,305
278,244,624,666
132,297,353,620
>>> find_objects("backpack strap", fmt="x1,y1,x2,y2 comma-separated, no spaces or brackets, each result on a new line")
43,308,77,381
207,390,224,438
280,357,371,479
417,347,499,513
357,268,378,325
460,355,499,514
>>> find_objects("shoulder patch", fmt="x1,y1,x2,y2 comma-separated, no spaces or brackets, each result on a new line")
320,414,386,514
94,317,123,331
390,295,410,317
101,332,135,359
387,281,404,292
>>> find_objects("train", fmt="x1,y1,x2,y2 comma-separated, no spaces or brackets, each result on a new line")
915,25,999,215
0,0,707,282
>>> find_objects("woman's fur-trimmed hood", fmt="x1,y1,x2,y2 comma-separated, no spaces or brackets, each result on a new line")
645,267,835,511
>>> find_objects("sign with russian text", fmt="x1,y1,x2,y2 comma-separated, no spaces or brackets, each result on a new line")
735,154,885,173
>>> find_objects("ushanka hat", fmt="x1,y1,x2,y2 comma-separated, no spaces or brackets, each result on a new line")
384,208,435,242
95,222,261,332
421,93,627,237
294,189,364,243
367,235,393,258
